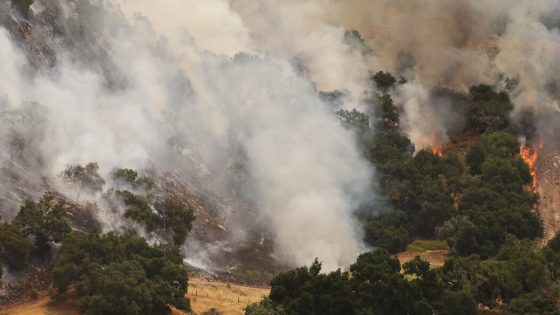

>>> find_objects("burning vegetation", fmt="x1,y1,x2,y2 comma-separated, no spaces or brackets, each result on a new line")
430,132,444,157
520,141,542,193
431,142,444,157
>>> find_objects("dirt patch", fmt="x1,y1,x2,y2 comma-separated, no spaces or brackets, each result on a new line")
396,250,449,268
0,293,77,315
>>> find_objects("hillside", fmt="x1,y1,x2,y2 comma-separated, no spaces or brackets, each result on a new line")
2,0,560,315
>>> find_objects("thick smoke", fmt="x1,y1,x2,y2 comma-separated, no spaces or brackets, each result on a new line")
288,0,560,148
0,0,374,270
2,0,560,271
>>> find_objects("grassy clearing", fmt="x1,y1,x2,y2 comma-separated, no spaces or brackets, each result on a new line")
407,239,449,252
396,239,450,269
184,278,270,315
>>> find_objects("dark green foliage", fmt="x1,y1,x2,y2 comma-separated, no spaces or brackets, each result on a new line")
364,219,411,253
269,259,355,315
117,191,195,246
375,93,400,129
254,84,555,314
466,131,521,175
365,132,457,240
439,290,478,315
53,232,190,315
467,84,513,132
14,194,71,254
263,251,449,315
118,190,163,233
336,108,369,133
439,236,560,311
62,162,105,194
372,71,397,91
366,131,413,166
112,168,154,190
456,131,542,257
11,0,33,18
202,309,223,315
245,299,286,315
0,222,31,270
156,199,195,246
113,168,138,184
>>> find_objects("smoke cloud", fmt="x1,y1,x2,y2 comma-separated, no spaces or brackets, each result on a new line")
0,0,375,271
2,0,560,271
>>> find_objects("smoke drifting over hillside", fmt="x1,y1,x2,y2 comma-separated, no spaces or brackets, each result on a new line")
1,0,560,270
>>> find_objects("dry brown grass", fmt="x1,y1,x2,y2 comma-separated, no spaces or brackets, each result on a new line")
184,278,270,315
1,278,270,315
396,249,449,268
0,292,78,315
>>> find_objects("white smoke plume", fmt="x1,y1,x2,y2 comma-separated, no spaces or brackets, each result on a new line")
2,0,560,271
0,0,374,271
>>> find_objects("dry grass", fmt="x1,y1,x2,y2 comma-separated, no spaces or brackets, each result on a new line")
0,293,78,315
397,249,449,268
0,278,270,315
396,239,450,268
184,278,270,315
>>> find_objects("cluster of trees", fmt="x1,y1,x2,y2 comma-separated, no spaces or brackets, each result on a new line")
113,190,194,246
246,250,477,315
0,191,193,315
112,168,155,190
60,165,195,246
53,232,190,315
248,234,560,315
105,168,194,246
62,162,106,196
0,194,71,273
359,77,541,260
248,74,551,314
0,165,196,314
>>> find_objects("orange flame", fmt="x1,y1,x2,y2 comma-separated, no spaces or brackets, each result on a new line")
430,132,444,157
520,145,539,193
432,143,444,157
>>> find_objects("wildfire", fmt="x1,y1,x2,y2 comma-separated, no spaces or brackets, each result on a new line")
430,131,444,157
520,143,541,193
432,143,444,157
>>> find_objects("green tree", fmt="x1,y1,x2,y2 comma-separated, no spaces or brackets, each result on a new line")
246,299,286,315
467,85,513,132
53,232,190,315
0,222,31,270
372,71,397,92
14,194,71,254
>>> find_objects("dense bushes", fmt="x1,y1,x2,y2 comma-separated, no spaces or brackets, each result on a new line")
247,250,477,315
115,190,195,246
14,194,71,254
250,81,553,314
53,232,190,315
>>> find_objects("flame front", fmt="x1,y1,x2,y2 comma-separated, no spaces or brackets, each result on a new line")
432,143,444,157
430,131,444,157
520,145,539,193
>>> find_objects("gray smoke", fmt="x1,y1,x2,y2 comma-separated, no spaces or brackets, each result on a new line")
2,0,560,271
0,0,374,271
